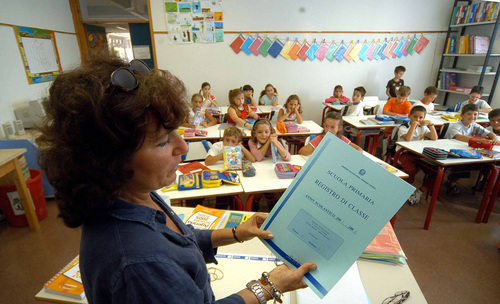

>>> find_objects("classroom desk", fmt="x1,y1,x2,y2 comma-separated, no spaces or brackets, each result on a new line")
395,139,500,229
35,205,427,304
240,155,308,211
275,120,323,137
342,115,391,155
0,148,39,230
156,161,244,210
179,125,222,141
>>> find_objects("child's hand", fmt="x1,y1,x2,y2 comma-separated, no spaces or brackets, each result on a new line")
410,120,419,128
200,121,207,127
294,105,300,112
274,92,278,97
422,120,434,127
491,137,499,145
270,134,279,144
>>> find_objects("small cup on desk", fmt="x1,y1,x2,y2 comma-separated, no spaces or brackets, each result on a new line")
2,122,15,139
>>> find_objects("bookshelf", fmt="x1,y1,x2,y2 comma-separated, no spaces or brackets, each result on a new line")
436,0,500,105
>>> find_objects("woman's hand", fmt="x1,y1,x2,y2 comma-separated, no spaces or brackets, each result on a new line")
234,213,273,241
267,263,317,293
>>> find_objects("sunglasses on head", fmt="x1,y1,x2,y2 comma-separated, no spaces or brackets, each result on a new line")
110,59,151,92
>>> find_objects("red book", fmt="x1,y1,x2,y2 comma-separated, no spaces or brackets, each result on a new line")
178,161,210,174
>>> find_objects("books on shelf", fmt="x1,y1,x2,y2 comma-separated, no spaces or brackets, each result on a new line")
43,256,85,300
451,2,499,25
444,35,490,55
360,222,406,265
439,72,458,90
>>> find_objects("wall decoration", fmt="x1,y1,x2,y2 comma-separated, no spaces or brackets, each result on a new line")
165,0,223,43
12,26,62,84
230,33,429,63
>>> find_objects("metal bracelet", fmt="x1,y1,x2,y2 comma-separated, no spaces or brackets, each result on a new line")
246,280,267,304
260,272,283,303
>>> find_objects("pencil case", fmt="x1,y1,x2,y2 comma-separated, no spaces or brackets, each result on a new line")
201,170,241,188
274,163,302,179
468,138,493,150
285,123,299,133
183,129,196,137
375,115,393,122
178,173,202,190
195,129,208,137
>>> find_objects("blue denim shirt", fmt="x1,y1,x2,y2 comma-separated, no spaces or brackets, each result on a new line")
80,192,244,304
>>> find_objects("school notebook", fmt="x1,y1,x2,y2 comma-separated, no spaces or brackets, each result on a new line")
229,34,245,54
44,256,85,299
267,38,284,58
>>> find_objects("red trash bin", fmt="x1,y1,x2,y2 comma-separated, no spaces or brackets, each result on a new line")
0,169,48,227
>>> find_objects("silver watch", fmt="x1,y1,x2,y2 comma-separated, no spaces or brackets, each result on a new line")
246,280,267,304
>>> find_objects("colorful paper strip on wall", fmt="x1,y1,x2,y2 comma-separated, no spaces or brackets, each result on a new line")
165,0,223,43
13,26,62,85
229,34,429,62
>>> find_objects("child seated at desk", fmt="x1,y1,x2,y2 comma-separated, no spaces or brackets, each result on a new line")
487,108,500,136
325,85,350,104
396,106,438,204
248,119,290,162
445,104,498,144
259,83,279,106
277,95,303,124
205,126,255,165
299,112,363,156
383,85,412,117
412,86,438,113
182,93,217,128
343,86,366,117
454,86,492,114
227,88,259,129
242,84,258,107
200,82,218,107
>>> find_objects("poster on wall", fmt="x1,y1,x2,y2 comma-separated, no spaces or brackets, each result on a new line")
13,26,62,84
164,0,223,44
88,33,108,54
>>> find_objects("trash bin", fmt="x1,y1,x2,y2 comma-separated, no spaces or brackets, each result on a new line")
0,169,47,227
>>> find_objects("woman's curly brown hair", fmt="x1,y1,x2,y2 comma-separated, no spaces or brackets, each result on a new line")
37,54,188,228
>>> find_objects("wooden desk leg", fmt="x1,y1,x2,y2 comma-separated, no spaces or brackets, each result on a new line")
12,158,40,231
355,130,361,145
476,164,497,223
370,134,379,156
245,194,256,211
483,167,500,223
232,195,243,211
424,166,444,230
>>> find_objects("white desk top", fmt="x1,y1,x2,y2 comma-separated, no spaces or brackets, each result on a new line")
156,161,244,201
240,155,308,193
258,105,281,113
362,151,409,178
275,120,324,136
396,139,500,166
35,206,427,304
179,125,221,140
343,115,400,129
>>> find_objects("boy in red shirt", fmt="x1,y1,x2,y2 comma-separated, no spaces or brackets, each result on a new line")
383,85,412,117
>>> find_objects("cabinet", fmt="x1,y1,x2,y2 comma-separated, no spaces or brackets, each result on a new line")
436,0,500,106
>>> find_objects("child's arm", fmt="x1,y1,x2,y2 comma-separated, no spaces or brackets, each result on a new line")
383,110,407,117
181,122,196,128
453,133,472,143
273,94,279,106
299,143,314,156
423,121,438,140
227,107,251,129
349,142,363,152
248,108,259,120
401,121,418,141
209,95,218,107
270,135,291,161
386,87,391,98
488,132,499,144
277,108,288,122
250,96,257,107
240,144,256,162
202,110,217,127
294,106,303,124
205,152,223,165
248,140,265,161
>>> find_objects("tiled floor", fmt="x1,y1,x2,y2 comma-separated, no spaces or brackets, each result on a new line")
0,174,499,304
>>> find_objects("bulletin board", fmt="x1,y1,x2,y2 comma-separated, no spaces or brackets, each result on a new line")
13,26,62,85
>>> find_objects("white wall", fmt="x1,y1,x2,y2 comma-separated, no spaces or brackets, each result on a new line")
0,0,80,131
150,0,455,122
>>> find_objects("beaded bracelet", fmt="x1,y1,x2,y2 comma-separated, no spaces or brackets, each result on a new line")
260,271,283,304
232,226,243,243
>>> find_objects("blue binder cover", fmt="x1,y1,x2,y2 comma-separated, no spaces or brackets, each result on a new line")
240,35,256,55
377,40,388,60
357,42,369,61
267,39,284,58
306,41,320,61
260,133,414,298
333,42,348,62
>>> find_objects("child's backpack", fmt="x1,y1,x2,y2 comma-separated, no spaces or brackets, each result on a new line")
385,122,410,160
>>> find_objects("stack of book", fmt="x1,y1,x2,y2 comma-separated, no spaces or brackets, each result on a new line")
43,256,85,300
360,222,407,265
451,2,499,25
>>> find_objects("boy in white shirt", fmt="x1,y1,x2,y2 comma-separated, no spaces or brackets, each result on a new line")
487,108,500,136
205,126,255,165
412,86,438,112
446,103,498,143
397,106,438,204
343,86,366,117
455,86,492,114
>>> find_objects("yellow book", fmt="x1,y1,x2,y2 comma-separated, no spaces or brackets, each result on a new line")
280,40,294,60
185,205,226,229
43,256,85,299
